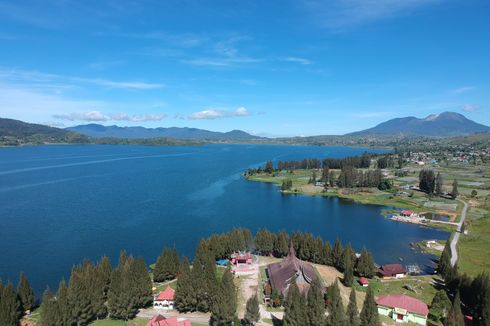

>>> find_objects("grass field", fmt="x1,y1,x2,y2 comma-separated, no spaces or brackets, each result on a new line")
458,208,490,276
88,317,148,326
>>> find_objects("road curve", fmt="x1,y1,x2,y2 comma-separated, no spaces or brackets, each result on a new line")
450,199,468,267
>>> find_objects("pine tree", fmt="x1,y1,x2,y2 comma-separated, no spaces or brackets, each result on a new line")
327,280,345,326
471,272,490,326
435,172,444,195
68,260,96,325
0,282,21,326
17,272,35,313
192,240,218,312
347,289,360,326
40,287,60,326
447,291,464,326
244,294,260,326
211,269,236,325
332,239,343,271
322,242,333,266
274,231,289,257
154,246,180,282
343,246,354,286
265,160,274,174
451,180,459,199
357,249,376,278
56,279,71,326
283,282,306,326
360,286,380,326
438,241,452,280
306,278,326,326
429,290,451,323
132,257,153,308
174,257,194,312
92,257,112,319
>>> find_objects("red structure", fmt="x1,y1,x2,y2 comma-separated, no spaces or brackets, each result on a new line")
358,277,369,287
146,315,191,326
231,252,253,265
376,294,429,316
378,264,407,278
400,210,414,217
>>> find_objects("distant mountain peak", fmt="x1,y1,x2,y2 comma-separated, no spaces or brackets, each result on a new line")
349,111,489,137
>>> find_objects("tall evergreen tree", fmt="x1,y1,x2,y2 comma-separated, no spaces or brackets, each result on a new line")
347,289,360,326
342,245,354,286
438,241,452,280
447,291,464,326
357,249,376,278
17,272,35,313
360,286,380,326
435,172,444,195
255,229,275,255
451,180,459,199
283,282,306,326
429,290,451,324
154,246,180,282
327,280,345,326
0,282,21,326
274,231,290,257
306,278,326,326
131,257,153,308
192,240,218,312
419,169,436,194
471,272,490,326
40,287,60,326
332,239,343,271
56,279,71,326
174,257,194,312
211,269,236,325
244,294,260,326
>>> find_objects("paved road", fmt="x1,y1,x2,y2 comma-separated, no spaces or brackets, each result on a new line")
450,199,468,267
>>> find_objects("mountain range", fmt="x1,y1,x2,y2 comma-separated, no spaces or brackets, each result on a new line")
66,124,261,141
1,111,489,146
349,112,490,137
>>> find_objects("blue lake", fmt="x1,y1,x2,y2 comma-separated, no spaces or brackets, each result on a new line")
0,144,448,295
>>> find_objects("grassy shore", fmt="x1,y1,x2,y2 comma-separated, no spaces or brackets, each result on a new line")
246,160,490,276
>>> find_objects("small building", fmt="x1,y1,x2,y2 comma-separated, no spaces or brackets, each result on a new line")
231,252,253,266
146,315,191,326
153,286,175,310
376,294,428,325
358,277,369,287
400,210,414,217
378,264,407,279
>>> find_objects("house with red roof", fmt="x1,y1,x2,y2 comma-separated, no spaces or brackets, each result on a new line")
153,286,175,310
376,294,428,325
358,277,369,287
378,264,407,279
146,315,191,326
400,210,414,217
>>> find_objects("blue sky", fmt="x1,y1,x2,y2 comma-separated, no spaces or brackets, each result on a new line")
0,0,489,136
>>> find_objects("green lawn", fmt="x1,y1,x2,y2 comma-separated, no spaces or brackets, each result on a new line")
89,317,148,326
354,277,438,305
458,209,490,276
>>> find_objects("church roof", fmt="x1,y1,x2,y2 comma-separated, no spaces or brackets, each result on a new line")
267,244,317,297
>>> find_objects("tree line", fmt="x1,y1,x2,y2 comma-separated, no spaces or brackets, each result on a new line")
0,273,35,326
419,169,459,199
433,241,490,325
283,277,380,326
40,252,152,325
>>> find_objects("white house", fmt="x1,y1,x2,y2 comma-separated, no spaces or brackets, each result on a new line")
154,286,175,310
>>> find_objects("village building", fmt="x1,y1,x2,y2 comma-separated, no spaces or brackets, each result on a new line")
400,210,415,218
376,294,429,325
231,251,258,275
231,252,253,266
267,244,318,297
146,315,191,326
378,264,407,279
153,286,175,310
358,277,369,287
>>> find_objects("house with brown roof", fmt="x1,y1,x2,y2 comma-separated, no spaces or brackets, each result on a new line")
378,264,407,279
376,294,429,325
267,244,318,297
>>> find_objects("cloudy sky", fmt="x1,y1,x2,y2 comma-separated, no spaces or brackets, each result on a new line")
0,0,489,136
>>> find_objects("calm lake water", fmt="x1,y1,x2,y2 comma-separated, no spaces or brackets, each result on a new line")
0,144,448,295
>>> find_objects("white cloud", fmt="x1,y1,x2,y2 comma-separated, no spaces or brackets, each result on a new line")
53,111,166,122
281,57,313,65
452,86,475,94
188,107,250,120
300,0,440,29
0,67,164,90
462,104,480,113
